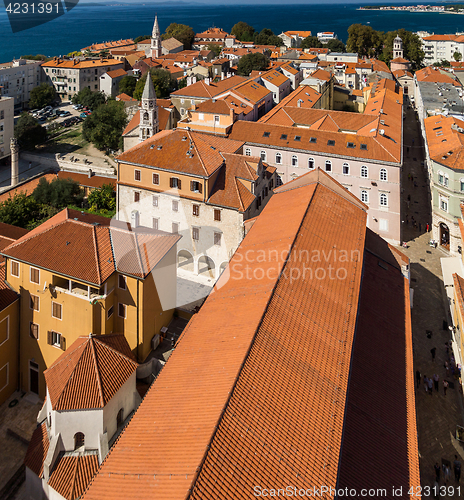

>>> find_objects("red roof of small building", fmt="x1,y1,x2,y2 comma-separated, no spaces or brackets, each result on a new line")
24,423,49,477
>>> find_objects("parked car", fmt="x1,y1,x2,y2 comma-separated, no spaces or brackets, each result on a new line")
80,112,87,118
60,111,71,117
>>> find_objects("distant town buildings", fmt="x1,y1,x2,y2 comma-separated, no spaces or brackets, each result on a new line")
0,94,14,163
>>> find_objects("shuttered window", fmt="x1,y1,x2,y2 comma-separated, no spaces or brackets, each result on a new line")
30,323,39,339
52,302,62,320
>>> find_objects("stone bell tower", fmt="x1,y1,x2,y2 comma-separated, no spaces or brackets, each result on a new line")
393,35,403,59
150,15,162,59
139,74,159,143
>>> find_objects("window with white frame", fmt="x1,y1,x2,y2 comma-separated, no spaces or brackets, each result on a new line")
361,190,369,203
11,261,19,278
444,174,449,187
342,162,349,175
380,193,388,206
152,195,159,207
325,160,332,172
308,158,315,169
380,168,387,181
438,171,444,185
292,155,298,167
244,148,251,156
260,151,266,161
30,267,39,284
440,194,448,212
361,165,368,178
275,152,282,164
461,179,464,192
153,218,159,230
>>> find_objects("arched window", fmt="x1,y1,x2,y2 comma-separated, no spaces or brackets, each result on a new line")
380,193,388,206
342,162,349,175
117,408,124,427
260,150,266,161
380,168,387,181
245,148,251,156
325,160,332,172
361,165,368,178
308,158,315,169
438,171,444,185
292,155,298,167
275,153,282,164
74,432,85,450
361,190,368,203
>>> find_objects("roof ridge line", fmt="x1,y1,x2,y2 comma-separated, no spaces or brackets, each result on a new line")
189,131,212,177
92,226,102,285
69,454,80,500
234,177,247,212
90,337,105,407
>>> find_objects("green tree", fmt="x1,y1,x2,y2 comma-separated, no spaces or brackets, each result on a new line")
0,193,43,228
32,177,84,209
29,83,56,109
20,54,49,61
178,78,187,90
231,21,255,42
207,43,222,58
133,69,175,100
434,59,451,68
253,28,284,46
134,35,151,43
237,52,269,76
346,24,383,58
14,113,47,150
72,87,106,109
82,100,127,151
118,75,137,97
301,36,323,49
87,184,116,212
454,51,463,62
326,38,346,53
381,29,424,70
162,23,195,49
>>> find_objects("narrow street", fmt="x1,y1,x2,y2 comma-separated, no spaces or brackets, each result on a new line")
400,103,464,497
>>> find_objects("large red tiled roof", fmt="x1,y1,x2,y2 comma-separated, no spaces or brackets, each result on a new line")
83,169,419,499
415,66,462,86
424,115,464,170
57,172,116,190
44,334,137,411
117,129,244,177
0,221,28,240
24,422,49,477
1,208,178,283
48,454,99,500
171,75,247,99
0,173,56,203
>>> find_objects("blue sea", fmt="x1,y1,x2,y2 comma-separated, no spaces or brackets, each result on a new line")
1,2,464,62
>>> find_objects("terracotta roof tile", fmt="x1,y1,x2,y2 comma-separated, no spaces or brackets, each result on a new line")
171,76,247,99
106,69,127,78
415,66,462,86
57,172,116,190
424,115,464,170
44,334,137,411
117,130,243,177
24,422,49,477
42,59,123,70
0,173,56,203
0,263,18,311
49,454,99,500
0,221,28,240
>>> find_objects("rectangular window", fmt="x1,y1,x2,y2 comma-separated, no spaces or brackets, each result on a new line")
190,181,202,193
152,195,159,207
11,261,19,278
30,267,39,284
134,169,141,181
118,303,126,318
52,302,62,320
153,173,159,185
192,204,200,216
214,115,220,124
214,232,221,246
30,322,39,340
118,275,126,290
134,191,140,202
172,222,179,234
107,305,114,319
214,209,221,222
170,178,181,189
172,200,179,212
48,330,64,349
30,295,39,311
192,227,199,241
153,218,159,230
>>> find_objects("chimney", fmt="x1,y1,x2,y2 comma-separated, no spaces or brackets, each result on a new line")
10,138,19,187
88,168,93,178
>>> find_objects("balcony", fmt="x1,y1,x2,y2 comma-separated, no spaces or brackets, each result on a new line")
52,276,110,301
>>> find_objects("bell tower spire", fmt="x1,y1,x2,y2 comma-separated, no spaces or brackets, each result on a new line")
139,74,159,143
150,15,162,59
